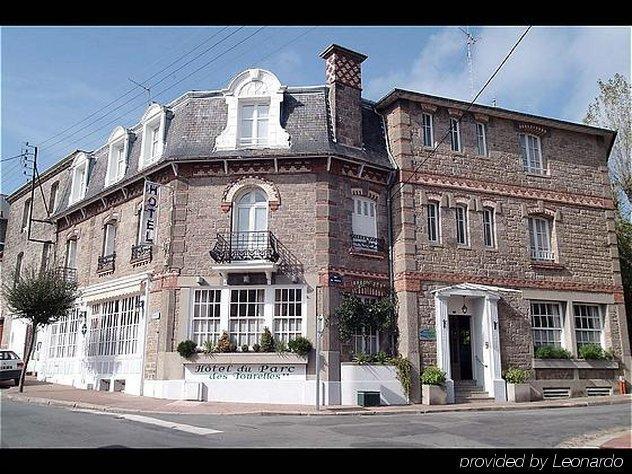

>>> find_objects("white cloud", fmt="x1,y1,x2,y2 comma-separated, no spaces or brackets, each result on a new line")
365,26,631,122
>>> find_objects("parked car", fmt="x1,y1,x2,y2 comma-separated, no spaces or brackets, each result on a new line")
0,350,23,386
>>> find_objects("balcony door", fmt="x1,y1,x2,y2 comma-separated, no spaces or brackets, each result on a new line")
233,189,268,256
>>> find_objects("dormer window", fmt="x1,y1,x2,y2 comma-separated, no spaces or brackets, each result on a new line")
215,69,290,151
69,152,91,205
139,103,168,169
105,126,131,186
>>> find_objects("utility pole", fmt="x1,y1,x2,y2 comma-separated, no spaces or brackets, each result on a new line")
315,286,325,411
24,143,54,244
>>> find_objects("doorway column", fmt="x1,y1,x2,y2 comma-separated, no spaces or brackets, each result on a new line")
484,294,506,402
435,294,454,403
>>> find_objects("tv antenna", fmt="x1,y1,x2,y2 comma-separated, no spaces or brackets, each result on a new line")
129,77,152,105
459,26,480,99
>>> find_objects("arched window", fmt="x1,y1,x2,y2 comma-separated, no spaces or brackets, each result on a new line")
105,126,131,186
528,215,554,261
69,152,91,205
232,189,268,251
102,221,117,258
21,198,32,232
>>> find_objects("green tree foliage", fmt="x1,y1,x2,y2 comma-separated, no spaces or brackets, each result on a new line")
1,267,79,392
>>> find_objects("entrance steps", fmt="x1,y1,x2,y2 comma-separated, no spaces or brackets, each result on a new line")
454,381,494,404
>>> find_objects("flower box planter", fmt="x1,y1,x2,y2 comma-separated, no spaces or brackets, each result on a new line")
422,384,447,405
184,352,308,365
506,383,531,403
532,359,619,370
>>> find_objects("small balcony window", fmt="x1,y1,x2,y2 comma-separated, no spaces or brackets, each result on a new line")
520,133,546,174
529,216,554,261
449,118,461,152
351,197,379,252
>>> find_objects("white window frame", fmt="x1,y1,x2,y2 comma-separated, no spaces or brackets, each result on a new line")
102,222,117,257
190,289,222,347
65,239,77,269
476,122,488,156
531,301,565,350
228,288,266,348
87,295,142,357
49,181,59,214
69,153,90,205
352,296,381,356
273,287,304,344
351,196,378,251
238,100,270,148
139,104,167,169
21,198,31,232
483,207,496,248
449,118,461,152
529,216,554,261
48,308,80,359
105,127,130,186
573,304,604,350
421,113,434,148
427,201,441,244
455,204,469,246
520,133,545,174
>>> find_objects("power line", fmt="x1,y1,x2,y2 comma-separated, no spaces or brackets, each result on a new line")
390,26,532,200
40,27,266,158
37,27,230,148
0,153,28,163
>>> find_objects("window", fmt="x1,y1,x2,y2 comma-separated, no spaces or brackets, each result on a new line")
519,133,545,174
41,242,53,272
140,104,167,168
455,205,469,246
233,189,268,252
483,207,496,248
353,325,380,356
69,153,90,205
427,201,440,243
65,239,77,269
102,222,117,257
476,122,488,156
87,296,142,357
21,198,31,232
531,302,564,349
48,308,80,358
191,289,222,346
15,252,24,284
529,216,554,261
239,103,269,147
421,113,434,147
449,118,461,152
574,304,603,350
229,289,265,348
274,288,303,344
352,197,378,251
105,127,130,186
49,182,59,214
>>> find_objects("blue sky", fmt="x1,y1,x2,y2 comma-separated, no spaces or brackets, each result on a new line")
1,26,630,194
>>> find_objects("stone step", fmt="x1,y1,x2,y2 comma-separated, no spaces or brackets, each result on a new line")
455,397,495,404
455,387,486,394
455,392,493,400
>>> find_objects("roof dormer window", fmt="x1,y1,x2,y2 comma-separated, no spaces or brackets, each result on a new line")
215,69,290,151
105,126,131,186
139,103,168,169
69,152,91,205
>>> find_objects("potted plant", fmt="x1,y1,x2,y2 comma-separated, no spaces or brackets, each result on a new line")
503,367,531,403
578,343,613,360
176,340,198,359
421,365,447,405
287,336,312,357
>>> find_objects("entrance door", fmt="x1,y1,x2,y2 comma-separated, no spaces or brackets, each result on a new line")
449,315,473,381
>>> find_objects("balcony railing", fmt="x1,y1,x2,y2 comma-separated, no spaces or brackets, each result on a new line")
97,253,116,274
531,248,555,262
131,244,152,264
210,231,280,264
351,234,386,253
57,266,77,284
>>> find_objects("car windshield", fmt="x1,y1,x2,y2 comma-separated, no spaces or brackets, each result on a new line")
0,351,19,360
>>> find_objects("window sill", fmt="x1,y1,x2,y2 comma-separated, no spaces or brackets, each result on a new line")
525,171,551,178
484,246,499,252
183,352,308,365
530,260,564,270
428,242,443,248
532,358,619,370
349,248,386,259
456,244,472,250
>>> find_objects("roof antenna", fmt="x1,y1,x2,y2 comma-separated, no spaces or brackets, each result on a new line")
459,26,480,100
129,77,152,105
492,98,497,107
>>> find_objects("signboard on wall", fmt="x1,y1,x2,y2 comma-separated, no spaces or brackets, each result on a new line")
139,180,160,245
419,328,436,341
185,363,306,381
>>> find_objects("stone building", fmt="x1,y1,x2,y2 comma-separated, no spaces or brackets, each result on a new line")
1,44,629,405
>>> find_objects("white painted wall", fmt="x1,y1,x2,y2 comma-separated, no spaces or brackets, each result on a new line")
340,364,407,406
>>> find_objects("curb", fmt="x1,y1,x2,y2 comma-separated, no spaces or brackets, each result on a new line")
3,392,631,417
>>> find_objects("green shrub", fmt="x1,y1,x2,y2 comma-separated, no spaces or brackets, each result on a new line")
373,351,390,364
252,343,261,353
202,340,215,354
241,344,250,353
260,327,275,352
216,331,237,353
421,365,446,386
352,352,372,365
389,355,412,398
578,343,610,360
534,345,572,359
177,340,197,359
503,367,530,384
275,340,288,353
287,336,312,356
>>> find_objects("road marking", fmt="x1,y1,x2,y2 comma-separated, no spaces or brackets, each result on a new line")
72,409,222,436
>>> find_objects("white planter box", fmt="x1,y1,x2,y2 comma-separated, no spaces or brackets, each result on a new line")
340,363,408,406
422,384,447,405
506,383,531,403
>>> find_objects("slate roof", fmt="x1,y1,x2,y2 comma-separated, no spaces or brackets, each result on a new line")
54,86,392,216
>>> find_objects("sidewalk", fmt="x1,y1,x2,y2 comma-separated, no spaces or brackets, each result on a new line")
2,378,631,416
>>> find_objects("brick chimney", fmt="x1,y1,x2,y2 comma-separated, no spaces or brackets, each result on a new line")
320,44,367,149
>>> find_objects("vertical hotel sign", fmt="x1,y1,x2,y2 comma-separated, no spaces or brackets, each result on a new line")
139,180,160,245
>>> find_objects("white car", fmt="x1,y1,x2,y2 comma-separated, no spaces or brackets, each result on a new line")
0,350,23,386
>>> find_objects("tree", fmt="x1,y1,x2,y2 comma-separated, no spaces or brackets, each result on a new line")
1,266,79,392
584,73,632,348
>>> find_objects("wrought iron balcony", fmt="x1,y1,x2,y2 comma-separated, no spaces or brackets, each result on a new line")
131,244,152,264
57,266,77,284
97,253,116,274
210,231,281,264
351,234,386,253
531,248,555,262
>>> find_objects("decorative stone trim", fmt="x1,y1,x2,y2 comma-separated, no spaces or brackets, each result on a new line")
101,211,120,225
523,203,557,219
220,176,281,212
401,171,614,210
420,103,438,114
517,122,548,136
448,108,463,118
367,190,380,201
351,187,363,196
474,113,490,123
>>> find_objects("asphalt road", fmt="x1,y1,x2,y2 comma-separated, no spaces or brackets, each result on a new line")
1,399,630,448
